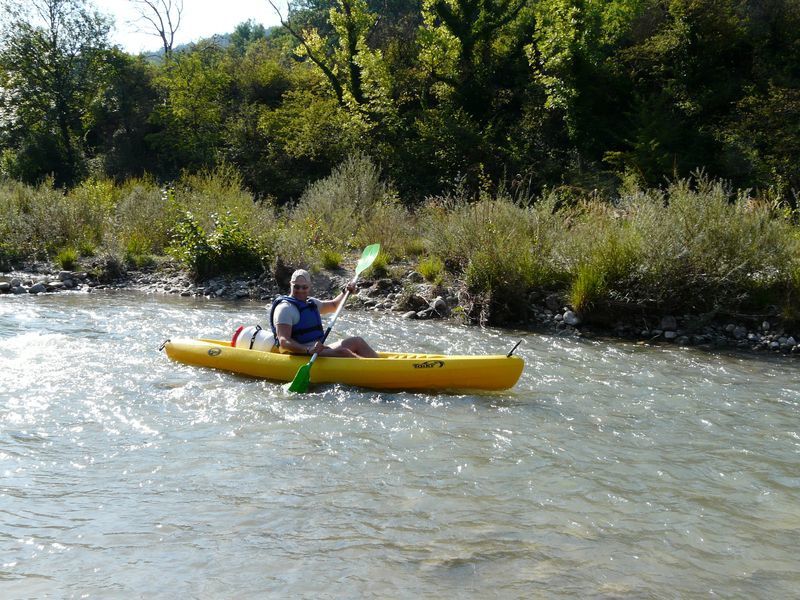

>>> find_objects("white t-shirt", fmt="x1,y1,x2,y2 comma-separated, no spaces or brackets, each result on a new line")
272,297,323,332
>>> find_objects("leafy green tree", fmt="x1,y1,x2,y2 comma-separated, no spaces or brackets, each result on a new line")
148,41,233,174
229,19,269,56
410,0,536,190
0,0,111,185
84,49,160,179
270,0,391,115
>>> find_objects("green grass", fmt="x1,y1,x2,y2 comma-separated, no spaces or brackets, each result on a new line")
321,249,343,269
1,163,798,326
417,256,444,284
55,247,79,270
367,252,390,278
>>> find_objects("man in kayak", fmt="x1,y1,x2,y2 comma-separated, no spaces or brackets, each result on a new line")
270,269,379,358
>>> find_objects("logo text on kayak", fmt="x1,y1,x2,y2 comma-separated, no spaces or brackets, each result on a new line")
413,360,444,369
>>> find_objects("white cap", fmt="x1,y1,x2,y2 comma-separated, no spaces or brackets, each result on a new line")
290,269,311,283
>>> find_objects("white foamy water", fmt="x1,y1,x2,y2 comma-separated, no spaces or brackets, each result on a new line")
1,291,799,597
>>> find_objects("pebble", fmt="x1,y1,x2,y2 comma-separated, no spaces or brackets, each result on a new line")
4,264,800,359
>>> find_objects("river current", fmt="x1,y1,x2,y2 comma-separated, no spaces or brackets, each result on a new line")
1,291,799,598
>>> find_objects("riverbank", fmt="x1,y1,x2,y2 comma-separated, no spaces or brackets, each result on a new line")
3,257,799,357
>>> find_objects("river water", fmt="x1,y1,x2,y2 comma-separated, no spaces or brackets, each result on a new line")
1,291,799,598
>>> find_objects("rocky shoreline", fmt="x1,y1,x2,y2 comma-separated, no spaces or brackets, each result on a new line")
2,260,799,357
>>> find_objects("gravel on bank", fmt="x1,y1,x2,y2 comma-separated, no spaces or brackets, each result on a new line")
3,261,798,357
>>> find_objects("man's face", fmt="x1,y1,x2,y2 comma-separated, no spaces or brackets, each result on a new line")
291,278,310,301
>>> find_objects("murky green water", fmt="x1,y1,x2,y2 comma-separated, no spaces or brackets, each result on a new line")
1,291,799,597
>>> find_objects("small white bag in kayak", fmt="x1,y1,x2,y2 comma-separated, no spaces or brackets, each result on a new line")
231,325,273,352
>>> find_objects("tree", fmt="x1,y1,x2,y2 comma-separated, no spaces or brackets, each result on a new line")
148,41,232,174
0,0,111,185
230,19,268,56
129,0,183,57
84,49,160,179
268,0,389,113
410,0,537,190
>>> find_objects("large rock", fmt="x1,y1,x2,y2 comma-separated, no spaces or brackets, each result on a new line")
431,296,448,316
0,282,10,293
545,293,562,311
563,310,580,326
28,282,47,294
397,292,428,312
660,315,677,331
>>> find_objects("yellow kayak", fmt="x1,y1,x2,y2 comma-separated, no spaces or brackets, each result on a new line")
162,338,524,391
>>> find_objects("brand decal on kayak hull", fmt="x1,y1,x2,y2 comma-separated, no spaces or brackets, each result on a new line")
413,360,445,369
208,348,222,357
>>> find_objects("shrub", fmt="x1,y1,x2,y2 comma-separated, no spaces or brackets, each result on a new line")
418,256,444,284
569,263,607,315
56,247,79,270
355,196,413,260
321,249,342,269
0,241,23,270
367,251,389,278
404,238,427,257
621,175,800,312
124,233,155,269
173,165,276,263
278,153,401,265
115,179,174,255
559,200,643,316
78,239,97,257
68,178,118,246
167,212,213,278
168,211,263,280
0,179,77,258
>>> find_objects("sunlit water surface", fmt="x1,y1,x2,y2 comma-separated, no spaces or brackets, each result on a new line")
1,291,799,598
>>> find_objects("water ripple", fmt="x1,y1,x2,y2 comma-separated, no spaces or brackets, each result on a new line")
1,291,799,596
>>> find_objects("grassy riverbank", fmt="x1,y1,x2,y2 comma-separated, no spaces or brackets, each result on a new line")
2,155,799,326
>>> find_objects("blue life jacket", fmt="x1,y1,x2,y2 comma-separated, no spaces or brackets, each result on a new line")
269,295,324,346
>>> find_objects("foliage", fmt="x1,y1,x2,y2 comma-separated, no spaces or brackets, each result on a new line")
167,211,263,280
148,41,232,173
0,0,112,186
320,248,342,269
277,153,400,264
417,255,444,284
55,247,78,270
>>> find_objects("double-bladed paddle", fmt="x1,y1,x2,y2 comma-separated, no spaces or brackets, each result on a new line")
287,243,381,393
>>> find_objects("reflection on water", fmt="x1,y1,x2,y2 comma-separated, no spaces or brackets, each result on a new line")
1,290,799,597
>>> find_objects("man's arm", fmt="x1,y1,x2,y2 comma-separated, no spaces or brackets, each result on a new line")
275,323,314,355
318,283,356,314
